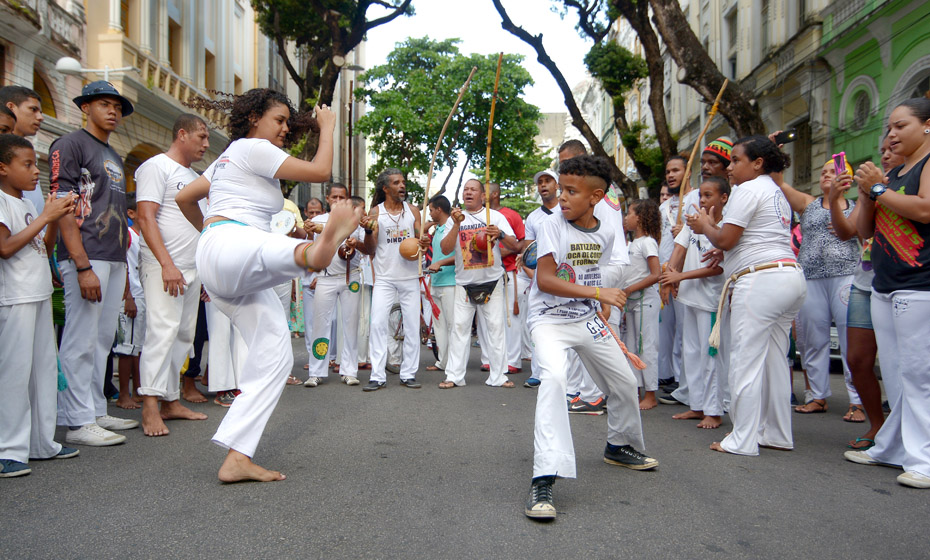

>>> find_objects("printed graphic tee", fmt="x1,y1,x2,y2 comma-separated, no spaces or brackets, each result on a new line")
527,212,614,332
49,129,128,262
446,207,514,286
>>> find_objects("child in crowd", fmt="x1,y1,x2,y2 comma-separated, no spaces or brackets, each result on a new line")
112,193,144,409
660,177,729,428
0,134,79,478
525,154,656,521
621,198,662,410
0,107,15,134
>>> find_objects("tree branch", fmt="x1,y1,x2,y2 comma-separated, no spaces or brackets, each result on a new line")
364,0,413,32
492,0,636,199
563,0,608,43
272,8,305,92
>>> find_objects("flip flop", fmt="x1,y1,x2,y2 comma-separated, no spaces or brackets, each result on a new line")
847,437,875,450
794,399,827,414
286,375,302,386
843,404,866,423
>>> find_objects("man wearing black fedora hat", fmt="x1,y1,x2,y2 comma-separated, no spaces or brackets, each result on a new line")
50,80,140,447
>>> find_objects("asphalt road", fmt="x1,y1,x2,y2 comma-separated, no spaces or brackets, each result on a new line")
3,337,928,559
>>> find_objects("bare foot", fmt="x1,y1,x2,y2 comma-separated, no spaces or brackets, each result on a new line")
182,378,208,403
673,410,704,420
132,395,143,403
115,395,140,409
160,400,208,421
218,450,285,483
439,381,456,389
142,397,170,437
639,392,658,410
710,441,730,453
698,416,722,429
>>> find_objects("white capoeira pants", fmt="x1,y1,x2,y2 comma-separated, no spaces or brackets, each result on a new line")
307,276,360,379
369,278,420,382
679,304,724,416
445,281,509,387
504,272,524,369
0,300,62,462
273,281,291,320
197,223,304,457
866,290,930,476
431,284,455,370
659,294,683,382
357,283,372,362
532,318,646,478
205,300,246,393
138,261,201,401
795,275,859,403
624,286,660,392
57,259,127,426
719,267,806,455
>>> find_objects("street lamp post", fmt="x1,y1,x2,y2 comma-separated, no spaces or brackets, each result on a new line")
55,56,136,82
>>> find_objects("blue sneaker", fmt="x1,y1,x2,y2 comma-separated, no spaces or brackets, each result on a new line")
524,377,540,388
55,447,80,459
0,459,31,478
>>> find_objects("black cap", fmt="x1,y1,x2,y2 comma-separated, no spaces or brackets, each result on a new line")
72,80,134,116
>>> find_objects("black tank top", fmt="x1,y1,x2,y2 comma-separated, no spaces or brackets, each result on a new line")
872,152,930,293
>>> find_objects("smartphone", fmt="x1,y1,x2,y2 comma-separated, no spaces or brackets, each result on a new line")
832,152,847,176
773,128,797,145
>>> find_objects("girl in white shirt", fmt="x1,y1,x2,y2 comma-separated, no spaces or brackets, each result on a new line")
688,136,807,456
177,89,359,483
621,199,662,410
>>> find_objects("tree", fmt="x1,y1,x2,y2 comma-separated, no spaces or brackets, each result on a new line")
355,37,547,206
251,0,413,109
644,0,766,137
492,0,638,201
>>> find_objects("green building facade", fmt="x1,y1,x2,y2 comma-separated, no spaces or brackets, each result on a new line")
821,0,930,166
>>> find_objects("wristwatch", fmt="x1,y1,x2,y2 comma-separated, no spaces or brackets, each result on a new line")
869,184,887,201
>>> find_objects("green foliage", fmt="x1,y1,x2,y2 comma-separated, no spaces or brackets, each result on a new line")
355,37,547,206
584,41,647,99
622,122,666,193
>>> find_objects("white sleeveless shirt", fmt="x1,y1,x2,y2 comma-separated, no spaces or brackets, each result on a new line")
372,201,418,281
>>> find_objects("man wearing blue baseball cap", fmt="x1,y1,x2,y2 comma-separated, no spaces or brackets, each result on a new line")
52,80,139,446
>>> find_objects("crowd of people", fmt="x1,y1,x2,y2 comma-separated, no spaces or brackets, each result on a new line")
1,80,929,522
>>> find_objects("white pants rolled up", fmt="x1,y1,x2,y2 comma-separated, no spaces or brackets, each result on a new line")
720,267,806,455
369,278,420,382
445,281,508,386
531,318,645,478
57,259,126,426
138,261,201,401
867,290,930,477
0,300,61,462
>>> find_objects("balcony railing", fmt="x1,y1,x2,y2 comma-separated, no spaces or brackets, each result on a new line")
1,0,84,57
121,41,228,130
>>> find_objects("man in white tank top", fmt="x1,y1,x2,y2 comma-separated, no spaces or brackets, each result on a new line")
360,168,423,391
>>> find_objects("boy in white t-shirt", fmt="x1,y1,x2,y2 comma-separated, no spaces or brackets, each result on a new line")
524,155,656,521
659,177,729,429
0,135,79,478
112,193,144,410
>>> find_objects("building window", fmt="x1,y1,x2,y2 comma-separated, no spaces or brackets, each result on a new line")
761,0,771,52
795,120,812,188
121,0,129,36
729,56,737,79
168,18,182,74
798,0,806,28
908,75,930,99
32,70,56,119
727,10,738,49
205,50,216,93
853,91,870,130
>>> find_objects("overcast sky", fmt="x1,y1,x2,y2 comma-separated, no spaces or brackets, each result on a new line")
364,0,594,114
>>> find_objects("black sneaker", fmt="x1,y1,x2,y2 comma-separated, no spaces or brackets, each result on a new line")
661,381,679,393
524,476,556,520
657,394,684,405
363,381,386,392
658,377,674,386
882,400,891,413
568,397,606,415
400,377,422,389
603,444,658,470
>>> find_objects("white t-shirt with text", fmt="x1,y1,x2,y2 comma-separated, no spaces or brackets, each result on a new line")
134,153,201,269
527,212,614,332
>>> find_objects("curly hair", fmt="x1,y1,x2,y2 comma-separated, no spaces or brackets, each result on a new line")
733,135,791,174
558,154,613,189
0,133,32,164
629,198,662,245
185,88,318,147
